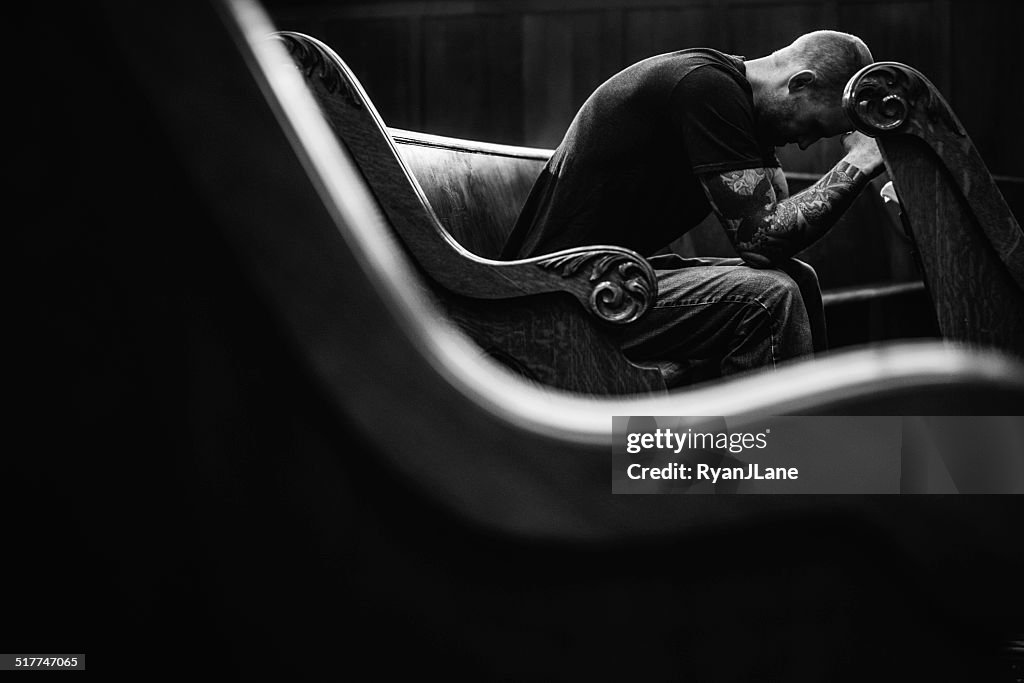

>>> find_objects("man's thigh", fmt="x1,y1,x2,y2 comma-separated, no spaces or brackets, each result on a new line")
636,254,825,351
621,262,796,355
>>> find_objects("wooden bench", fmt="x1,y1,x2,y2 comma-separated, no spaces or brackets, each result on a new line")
276,30,1020,390
845,61,1024,356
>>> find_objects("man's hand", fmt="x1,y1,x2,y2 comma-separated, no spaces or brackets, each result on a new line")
840,131,884,178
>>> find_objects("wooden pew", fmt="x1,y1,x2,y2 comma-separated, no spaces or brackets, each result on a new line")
845,61,1024,356
275,31,948,394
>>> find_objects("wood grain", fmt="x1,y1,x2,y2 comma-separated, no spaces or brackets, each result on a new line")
845,61,1024,356
392,140,545,258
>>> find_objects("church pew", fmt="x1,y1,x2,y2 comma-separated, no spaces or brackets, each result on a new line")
276,30,950,396
845,61,1024,357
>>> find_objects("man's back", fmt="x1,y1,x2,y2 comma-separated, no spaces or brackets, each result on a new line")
501,49,777,259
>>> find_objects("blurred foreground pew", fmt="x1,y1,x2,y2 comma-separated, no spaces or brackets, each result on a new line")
18,2,1024,678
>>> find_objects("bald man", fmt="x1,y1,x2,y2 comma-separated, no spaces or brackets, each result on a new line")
501,31,883,386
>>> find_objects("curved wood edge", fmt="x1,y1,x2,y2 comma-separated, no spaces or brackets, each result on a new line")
821,280,925,306
843,61,1024,290
272,31,656,325
389,127,553,161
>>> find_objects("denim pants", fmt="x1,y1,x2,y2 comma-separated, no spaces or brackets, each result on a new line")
618,254,826,387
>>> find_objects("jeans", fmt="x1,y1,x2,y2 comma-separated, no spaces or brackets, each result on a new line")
618,254,826,387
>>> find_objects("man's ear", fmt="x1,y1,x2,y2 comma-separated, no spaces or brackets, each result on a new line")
787,70,816,93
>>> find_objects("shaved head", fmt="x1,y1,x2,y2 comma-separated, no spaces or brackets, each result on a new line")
778,30,874,104
743,30,874,147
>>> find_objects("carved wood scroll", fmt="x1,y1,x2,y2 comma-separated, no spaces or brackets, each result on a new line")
272,31,656,327
843,62,1024,355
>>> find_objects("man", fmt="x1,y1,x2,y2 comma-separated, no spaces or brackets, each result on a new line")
501,30,883,386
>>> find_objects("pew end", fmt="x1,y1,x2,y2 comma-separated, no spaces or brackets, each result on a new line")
845,61,1024,357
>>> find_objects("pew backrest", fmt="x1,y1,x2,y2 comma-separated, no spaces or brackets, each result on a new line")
390,129,548,259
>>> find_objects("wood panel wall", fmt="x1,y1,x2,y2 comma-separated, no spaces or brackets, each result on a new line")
265,0,1022,179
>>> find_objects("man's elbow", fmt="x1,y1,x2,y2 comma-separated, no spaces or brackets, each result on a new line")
737,229,795,268
738,250,778,269
732,213,791,268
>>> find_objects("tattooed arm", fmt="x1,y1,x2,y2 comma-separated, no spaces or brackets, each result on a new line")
699,132,882,267
768,167,789,200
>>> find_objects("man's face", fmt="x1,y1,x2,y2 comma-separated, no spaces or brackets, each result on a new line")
757,88,850,150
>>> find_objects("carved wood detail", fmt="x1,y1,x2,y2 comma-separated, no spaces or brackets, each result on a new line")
537,251,655,324
843,61,1024,355
844,62,961,136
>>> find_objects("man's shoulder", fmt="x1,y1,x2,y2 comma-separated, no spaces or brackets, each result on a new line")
664,49,748,90
594,48,744,102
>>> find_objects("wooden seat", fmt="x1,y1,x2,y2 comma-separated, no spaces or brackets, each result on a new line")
845,61,1024,356
275,32,947,393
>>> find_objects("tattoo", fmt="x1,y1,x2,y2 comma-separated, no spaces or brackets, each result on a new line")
700,161,869,265
721,169,763,195
769,167,789,200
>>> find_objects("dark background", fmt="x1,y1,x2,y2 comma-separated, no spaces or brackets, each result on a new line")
8,2,1023,678
264,0,1023,181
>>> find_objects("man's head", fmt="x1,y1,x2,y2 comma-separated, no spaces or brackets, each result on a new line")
750,30,874,149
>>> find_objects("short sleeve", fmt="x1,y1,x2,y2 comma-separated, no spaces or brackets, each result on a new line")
670,64,779,175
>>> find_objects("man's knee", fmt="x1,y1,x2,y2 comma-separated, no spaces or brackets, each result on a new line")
748,267,803,307
748,268,812,341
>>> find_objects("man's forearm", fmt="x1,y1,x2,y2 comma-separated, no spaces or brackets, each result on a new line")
734,160,871,265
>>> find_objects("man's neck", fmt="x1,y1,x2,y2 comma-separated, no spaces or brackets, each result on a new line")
743,55,780,112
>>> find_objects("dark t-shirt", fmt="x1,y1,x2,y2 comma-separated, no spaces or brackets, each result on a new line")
500,49,779,259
